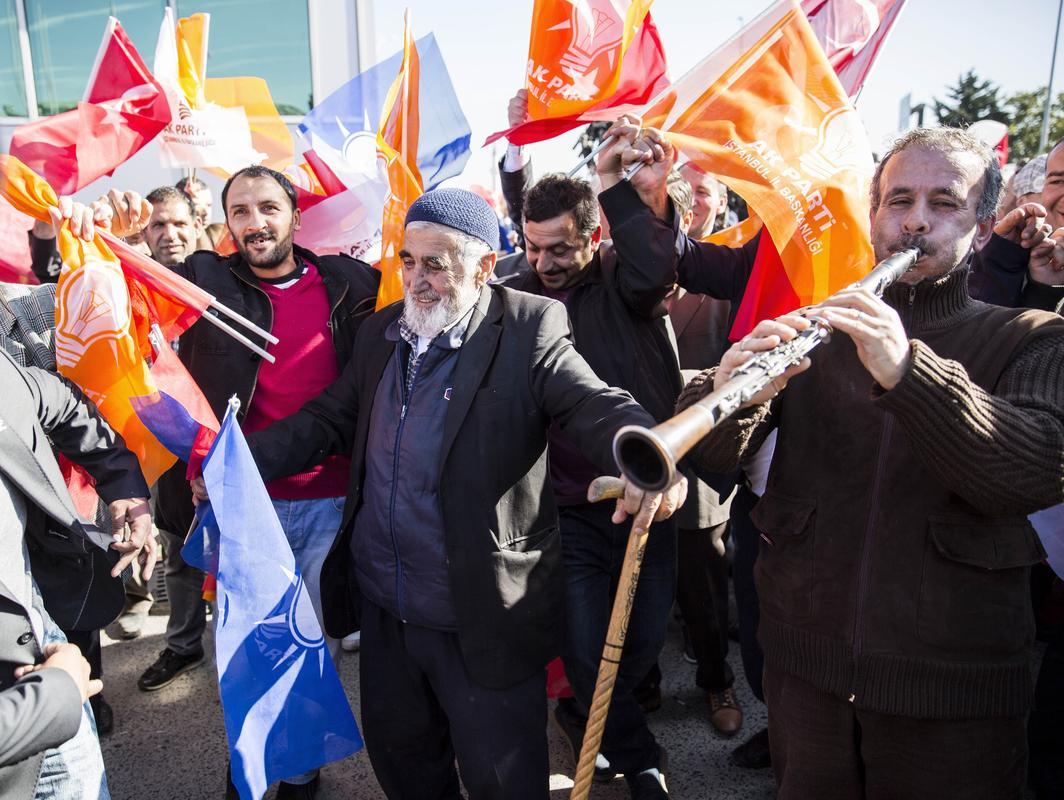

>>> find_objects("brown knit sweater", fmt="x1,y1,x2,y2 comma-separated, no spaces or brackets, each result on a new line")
679,268,1064,718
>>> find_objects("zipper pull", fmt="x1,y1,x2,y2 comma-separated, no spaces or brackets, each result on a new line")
400,404,408,422
908,286,916,306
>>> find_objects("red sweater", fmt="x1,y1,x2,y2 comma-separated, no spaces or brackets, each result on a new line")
243,263,350,499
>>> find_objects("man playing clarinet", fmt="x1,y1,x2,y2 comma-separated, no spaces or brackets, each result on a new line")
676,127,1064,799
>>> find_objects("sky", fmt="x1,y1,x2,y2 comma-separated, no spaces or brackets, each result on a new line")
365,0,1064,188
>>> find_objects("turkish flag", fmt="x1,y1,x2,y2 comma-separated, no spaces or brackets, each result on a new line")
9,17,170,195
485,3,669,145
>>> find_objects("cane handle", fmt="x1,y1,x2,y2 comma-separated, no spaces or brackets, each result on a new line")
586,476,626,504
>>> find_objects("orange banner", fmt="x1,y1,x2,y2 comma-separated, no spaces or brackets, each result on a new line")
205,76,294,170
176,13,209,109
648,0,873,307
0,155,175,486
375,11,424,311
525,0,653,120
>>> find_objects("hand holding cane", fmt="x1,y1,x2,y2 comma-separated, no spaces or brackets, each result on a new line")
570,475,654,800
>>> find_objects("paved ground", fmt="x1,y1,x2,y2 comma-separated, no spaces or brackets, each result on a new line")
99,607,775,800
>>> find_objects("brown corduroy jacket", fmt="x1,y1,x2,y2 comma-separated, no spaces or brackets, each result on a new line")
680,268,1064,719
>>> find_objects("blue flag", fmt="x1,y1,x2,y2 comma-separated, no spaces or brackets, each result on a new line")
183,400,362,800
297,32,471,190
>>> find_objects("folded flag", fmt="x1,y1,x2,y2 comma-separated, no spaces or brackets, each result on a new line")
292,32,470,263
183,400,362,800
130,328,219,479
485,0,669,145
645,0,875,340
9,17,170,195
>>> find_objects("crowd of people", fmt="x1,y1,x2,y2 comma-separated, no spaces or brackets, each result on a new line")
0,89,1062,800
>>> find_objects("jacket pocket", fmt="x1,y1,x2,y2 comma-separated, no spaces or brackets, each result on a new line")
750,490,817,621
916,517,1044,655
491,528,561,613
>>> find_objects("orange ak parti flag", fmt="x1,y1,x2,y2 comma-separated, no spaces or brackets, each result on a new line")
0,155,182,490
486,0,668,145
375,11,424,310
647,0,875,338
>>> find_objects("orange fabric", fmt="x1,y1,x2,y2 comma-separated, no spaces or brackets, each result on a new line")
375,12,424,311
205,77,294,170
702,214,763,247
647,0,874,309
0,155,175,486
525,0,654,121
176,13,209,109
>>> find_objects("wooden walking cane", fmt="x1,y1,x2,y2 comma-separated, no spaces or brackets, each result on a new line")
570,475,654,800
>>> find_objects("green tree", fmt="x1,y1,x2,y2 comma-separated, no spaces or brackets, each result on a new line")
933,69,1008,127
1005,87,1064,163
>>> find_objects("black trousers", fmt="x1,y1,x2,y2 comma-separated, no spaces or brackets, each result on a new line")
64,627,102,680
764,664,1027,800
676,521,734,690
730,485,764,701
358,597,549,800
1029,626,1064,798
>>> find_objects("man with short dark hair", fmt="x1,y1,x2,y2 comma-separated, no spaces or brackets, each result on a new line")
499,157,683,796
176,174,224,249
68,164,379,799
678,126,1064,798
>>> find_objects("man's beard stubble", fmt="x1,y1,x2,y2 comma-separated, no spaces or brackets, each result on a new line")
239,229,294,270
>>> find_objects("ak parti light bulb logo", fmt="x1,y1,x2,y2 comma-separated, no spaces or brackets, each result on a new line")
798,106,873,183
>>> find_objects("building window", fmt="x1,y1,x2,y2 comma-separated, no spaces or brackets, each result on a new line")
177,0,312,116
0,0,27,117
25,0,164,116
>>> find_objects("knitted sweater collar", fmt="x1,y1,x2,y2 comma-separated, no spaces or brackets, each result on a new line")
882,265,976,332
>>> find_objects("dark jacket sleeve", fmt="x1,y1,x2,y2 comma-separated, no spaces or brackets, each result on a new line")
969,233,1028,306
499,157,533,244
677,230,761,307
599,181,679,318
1019,280,1064,315
22,366,149,502
528,300,656,476
28,231,60,285
0,669,84,767
245,341,362,483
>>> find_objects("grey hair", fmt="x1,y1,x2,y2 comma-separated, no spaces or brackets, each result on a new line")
871,127,1002,222
405,221,492,272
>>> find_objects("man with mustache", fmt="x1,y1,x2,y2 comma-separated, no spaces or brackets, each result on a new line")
235,188,686,799
673,127,1064,799
85,165,379,800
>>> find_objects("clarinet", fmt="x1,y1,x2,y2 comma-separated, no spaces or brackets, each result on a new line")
612,248,921,492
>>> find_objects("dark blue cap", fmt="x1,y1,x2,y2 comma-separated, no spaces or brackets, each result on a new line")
405,188,500,251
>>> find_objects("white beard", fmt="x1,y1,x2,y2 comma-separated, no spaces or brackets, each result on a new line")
402,281,480,339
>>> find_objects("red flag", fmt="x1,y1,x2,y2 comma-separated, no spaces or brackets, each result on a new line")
485,5,668,145
802,0,907,97
9,18,170,195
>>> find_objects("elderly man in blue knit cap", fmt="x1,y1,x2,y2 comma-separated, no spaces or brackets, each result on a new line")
245,188,686,799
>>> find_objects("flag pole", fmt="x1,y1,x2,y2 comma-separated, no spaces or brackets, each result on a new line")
567,134,615,178
1039,0,1064,152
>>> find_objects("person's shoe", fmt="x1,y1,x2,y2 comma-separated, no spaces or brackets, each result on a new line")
634,681,662,714
106,610,148,640
137,647,204,691
708,687,743,736
731,727,772,769
625,747,669,799
275,775,320,799
681,625,697,665
90,694,113,736
552,699,617,783
341,631,361,652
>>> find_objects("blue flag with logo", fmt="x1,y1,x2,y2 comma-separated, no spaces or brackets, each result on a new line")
297,32,470,190
183,400,362,800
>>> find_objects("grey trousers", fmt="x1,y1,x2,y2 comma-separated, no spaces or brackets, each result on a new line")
161,529,207,656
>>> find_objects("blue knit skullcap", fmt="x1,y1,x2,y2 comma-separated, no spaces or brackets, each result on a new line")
405,188,500,251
